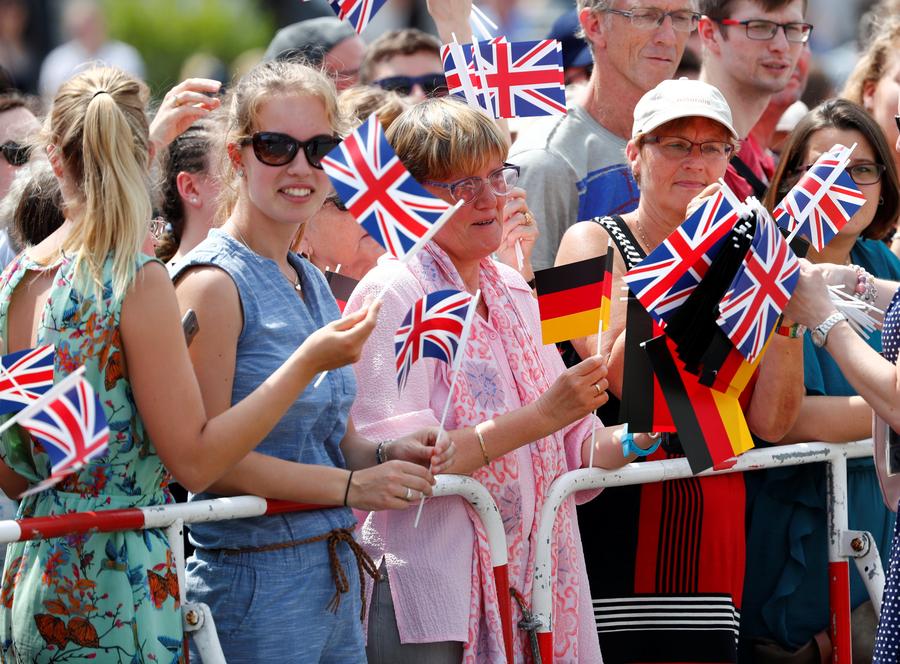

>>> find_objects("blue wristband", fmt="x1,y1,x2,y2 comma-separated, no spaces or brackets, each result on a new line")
620,425,662,458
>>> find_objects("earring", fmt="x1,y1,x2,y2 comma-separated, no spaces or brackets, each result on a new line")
191,197,199,204
237,168,245,178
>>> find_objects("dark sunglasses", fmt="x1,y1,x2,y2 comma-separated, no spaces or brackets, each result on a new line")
242,132,341,169
373,74,448,97
0,141,30,166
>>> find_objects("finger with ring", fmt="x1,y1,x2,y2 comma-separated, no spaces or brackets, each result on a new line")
593,383,602,397
404,487,412,501
523,211,534,226
173,94,182,107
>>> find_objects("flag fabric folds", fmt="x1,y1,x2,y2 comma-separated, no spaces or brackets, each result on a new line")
772,143,866,251
325,270,360,314
0,345,55,415
441,38,565,119
321,114,455,262
534,255,607,345
394,289,475,391
328,0,388,34
717,212,800,362
624,187,740,326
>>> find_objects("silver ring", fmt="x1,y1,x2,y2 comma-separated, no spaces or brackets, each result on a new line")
404,487,412,501
593,383,602,397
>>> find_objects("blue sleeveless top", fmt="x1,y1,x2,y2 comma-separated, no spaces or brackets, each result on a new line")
171,229,356,549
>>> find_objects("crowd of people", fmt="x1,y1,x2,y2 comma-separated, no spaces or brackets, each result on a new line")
0,0,900,662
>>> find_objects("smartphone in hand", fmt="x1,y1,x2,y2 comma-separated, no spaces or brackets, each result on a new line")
181,309,199,347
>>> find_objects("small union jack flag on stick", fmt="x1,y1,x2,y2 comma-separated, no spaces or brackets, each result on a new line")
718,208,801,362
327,0,387,34
0,366,110,497
0,345,55,415
394,289,480,526
624,183,743,326
321,114,462,264
441,36,504,114
773,143,867,251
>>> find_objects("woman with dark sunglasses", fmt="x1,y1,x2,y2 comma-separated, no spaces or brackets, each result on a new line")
171,59,453,662
739,98,900,662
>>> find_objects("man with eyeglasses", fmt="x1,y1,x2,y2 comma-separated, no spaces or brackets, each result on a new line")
698,0,811,200
509,0,699,271
359,29,448,104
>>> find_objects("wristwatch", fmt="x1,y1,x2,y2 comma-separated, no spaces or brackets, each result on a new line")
811,312,847,348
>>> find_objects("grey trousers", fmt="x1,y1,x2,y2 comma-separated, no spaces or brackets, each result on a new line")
366,565,464,664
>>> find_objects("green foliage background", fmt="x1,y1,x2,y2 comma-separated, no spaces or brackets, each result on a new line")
101,0,274,96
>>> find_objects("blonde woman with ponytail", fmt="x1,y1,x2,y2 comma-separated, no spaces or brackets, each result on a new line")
0,66,437,661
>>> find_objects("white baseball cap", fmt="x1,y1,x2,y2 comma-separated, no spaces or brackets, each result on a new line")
631,78,739,141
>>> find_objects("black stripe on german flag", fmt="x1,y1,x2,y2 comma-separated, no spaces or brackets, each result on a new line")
534,255,606,344
325,271,359,313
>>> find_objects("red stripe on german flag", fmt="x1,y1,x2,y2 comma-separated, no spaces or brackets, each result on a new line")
534,253,610,345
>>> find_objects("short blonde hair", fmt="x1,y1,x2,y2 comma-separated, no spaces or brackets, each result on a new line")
385,97,509,182
337,85,410,131
218,59,347,222
46,66,151,305
842,17,900,105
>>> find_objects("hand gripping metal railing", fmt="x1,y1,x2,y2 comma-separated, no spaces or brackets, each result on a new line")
531,440,880,664
0,474,514,664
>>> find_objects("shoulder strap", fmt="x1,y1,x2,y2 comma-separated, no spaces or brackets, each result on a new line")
731,155,768,199
591,215,645,270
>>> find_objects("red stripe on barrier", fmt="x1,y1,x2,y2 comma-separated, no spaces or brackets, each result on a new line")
493,564,514,664
16,508,146,540
538,630,553,664
829,560,851,663
263,500,330,516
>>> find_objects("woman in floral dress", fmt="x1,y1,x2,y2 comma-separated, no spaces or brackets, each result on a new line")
0,66,391,662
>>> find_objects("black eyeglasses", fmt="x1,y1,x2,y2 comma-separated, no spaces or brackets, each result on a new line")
423,164,520,205
717,18,814,43
373,74,448,98
642,135,735,160
0,141,30,166
324,194,348,212
241,132,341,169
602,7,701,32
794,161,886,186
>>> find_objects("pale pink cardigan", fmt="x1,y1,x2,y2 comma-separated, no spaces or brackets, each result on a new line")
349,252,603,663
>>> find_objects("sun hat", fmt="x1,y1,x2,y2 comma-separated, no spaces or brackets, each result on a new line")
632,77,739,140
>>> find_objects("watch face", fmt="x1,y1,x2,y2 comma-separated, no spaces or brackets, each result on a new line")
811,329,825,347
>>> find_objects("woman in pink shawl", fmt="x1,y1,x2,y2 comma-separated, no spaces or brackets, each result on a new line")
348,97,657,663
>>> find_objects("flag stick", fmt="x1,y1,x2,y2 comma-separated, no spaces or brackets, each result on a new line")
587,238,612,470
334,264,342,274
514,239,524,271
471,4,499,31
414,289,481,528
449,34,482,111
313,201,464,389
0,366,86,438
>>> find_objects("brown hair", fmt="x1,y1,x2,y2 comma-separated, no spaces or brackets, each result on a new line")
385,96,509,183
359,29,442,84
842,17,900,106
699,0,808,21
338,85,410,131
764,98,899,241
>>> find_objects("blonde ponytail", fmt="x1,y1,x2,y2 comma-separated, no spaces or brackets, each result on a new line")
47,68,151,305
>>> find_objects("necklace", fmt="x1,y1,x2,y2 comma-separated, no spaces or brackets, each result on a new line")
230,224,302,293
634,218,654,252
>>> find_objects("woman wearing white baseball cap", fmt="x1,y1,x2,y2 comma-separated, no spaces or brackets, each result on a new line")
555,77,805,663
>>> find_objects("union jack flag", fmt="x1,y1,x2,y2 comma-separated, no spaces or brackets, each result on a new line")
0,345,55,415
394,290,475,391
17,371,109,496
718,212,800,362
773,144,867,251
321,114,454,261
446,38,566,119
440,37,505,113
624,186,742,325
328,0,387,34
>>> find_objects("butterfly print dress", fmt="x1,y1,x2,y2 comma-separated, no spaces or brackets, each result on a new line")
0,253,184,663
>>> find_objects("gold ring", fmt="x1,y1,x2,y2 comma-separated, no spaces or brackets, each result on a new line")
173,94,182,107
523,211,534,226
593,383,602,397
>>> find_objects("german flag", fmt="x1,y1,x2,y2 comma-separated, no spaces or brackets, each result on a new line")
599,243,614,331
534,255,607,345
325,270,359,313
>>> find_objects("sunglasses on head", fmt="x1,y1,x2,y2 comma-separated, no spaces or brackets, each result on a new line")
0,141,30,166
373,74,448,97
242,132,341,169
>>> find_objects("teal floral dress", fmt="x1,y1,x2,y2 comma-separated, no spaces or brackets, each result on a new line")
0,252,184,663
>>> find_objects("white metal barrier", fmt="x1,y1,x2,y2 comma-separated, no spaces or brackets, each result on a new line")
531,440,879,664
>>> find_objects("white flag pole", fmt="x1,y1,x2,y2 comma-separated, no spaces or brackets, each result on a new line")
587,238,612,470
414,289,481,528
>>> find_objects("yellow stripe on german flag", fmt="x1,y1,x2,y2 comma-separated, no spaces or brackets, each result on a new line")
534,254,608,345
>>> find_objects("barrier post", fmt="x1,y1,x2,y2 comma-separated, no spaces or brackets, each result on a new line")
827,453,852,663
